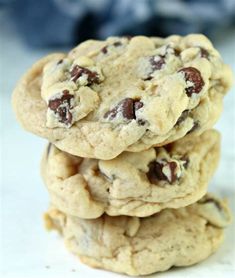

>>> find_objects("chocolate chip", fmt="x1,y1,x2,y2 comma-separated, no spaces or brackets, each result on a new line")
70,65,100,85
137,119,146,126
134,101,144,111
48,90,74,125
178,67,204,97
143,55,166,80
200,48,209,59
145,46,179,80
150,55,165,71
113,41,122,47
147,161,165,184
104,98,144,121
167,162,178,183
176,110,189,125
57,59,63,65
146,160,178,184
58,106,72,125
104,105,118,119
101,46,108,54
120,98,135,119
101,41,123,54
173,48,181,56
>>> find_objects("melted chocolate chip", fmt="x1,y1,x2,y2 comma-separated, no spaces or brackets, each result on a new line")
70,65,100,85
101,41,123,55
146,160,178,184
178,67,205,97
176,110,189,125
104,98,144,121
48,90,74,125
200,48,209,59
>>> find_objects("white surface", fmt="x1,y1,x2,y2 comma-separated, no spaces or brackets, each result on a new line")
1,13,235,278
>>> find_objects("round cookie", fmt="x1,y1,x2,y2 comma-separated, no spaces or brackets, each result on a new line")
13,34,232,159
41,129,220,218
45,194,231,276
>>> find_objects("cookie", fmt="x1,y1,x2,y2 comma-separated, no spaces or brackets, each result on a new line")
41,129,220,218
13,34,232,159
44,194,231,276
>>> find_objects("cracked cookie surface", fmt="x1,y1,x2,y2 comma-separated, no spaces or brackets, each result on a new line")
45,194,231,276
13,34,232,159
41,129,220,218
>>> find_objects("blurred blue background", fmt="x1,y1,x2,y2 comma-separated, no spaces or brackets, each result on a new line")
1,0,235,47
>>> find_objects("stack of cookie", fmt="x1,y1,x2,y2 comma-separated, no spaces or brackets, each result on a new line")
13,34,233,276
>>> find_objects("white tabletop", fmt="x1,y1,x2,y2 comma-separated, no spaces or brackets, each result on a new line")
1,11,235,278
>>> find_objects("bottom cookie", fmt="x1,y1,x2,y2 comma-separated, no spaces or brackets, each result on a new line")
44,194,231,276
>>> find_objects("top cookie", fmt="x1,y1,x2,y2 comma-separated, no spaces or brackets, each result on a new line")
13,34,232,159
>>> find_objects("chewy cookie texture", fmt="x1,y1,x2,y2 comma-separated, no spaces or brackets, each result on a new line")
45,194,231,276
42,130,220,218
12,33,233,276
12,34,232,159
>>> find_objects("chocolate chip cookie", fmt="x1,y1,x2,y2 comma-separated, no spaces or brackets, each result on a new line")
13,35,232,159
44,194,231,276
41,129,220,218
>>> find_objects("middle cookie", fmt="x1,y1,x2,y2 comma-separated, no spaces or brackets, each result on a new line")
41,129,220,218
